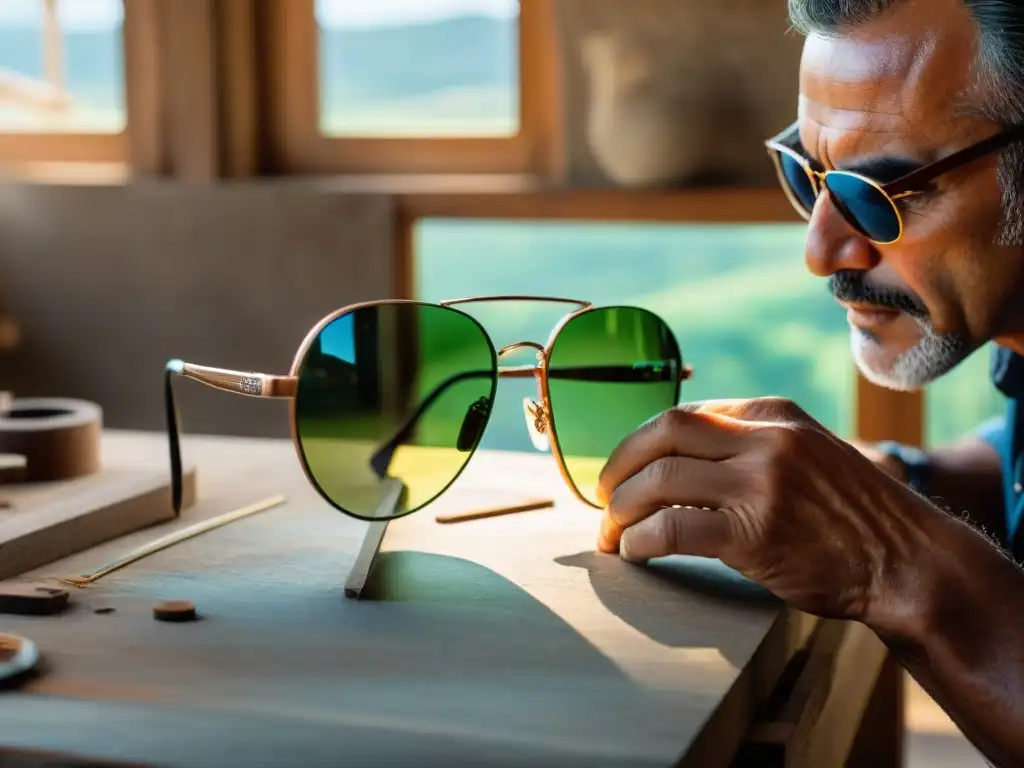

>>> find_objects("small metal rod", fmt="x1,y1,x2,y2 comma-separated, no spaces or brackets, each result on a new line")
62,494,287,587
435,498,555,525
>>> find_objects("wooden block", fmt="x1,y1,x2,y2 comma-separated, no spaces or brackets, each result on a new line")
0,461,197,581
0,453,27,483
0,583,69,616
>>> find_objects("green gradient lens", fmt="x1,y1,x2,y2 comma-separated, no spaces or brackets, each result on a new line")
294,303,497,520
546,307,683,507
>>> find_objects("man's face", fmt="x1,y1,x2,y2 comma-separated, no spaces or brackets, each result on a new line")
797,0,1024,390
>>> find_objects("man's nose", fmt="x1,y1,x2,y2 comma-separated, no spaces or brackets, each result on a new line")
803,193,881,277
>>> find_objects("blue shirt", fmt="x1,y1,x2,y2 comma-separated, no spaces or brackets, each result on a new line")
980,344,1024,553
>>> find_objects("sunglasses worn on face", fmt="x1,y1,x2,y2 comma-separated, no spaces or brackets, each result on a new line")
765,122,1024,245
164,296,692,521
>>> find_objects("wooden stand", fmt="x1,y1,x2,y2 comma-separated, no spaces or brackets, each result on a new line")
0,459,196,581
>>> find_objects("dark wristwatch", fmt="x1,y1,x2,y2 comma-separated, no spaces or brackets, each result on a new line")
875,440,932,496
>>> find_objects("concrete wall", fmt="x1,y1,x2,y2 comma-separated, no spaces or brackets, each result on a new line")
0,180,395,438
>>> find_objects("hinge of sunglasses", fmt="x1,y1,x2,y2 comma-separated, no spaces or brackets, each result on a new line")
167,360,297,398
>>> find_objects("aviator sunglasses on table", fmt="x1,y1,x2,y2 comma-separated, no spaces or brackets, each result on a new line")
164,296,691,520
765,121,1024,245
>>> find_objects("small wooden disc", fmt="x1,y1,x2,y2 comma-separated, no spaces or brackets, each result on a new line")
152,599,197,623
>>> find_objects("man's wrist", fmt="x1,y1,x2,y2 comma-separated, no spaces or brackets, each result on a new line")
876,441,932,495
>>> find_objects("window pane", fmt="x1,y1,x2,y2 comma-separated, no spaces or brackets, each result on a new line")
316,0,519,137
925,344,1007,448
0,0,124,133
415,220,853,454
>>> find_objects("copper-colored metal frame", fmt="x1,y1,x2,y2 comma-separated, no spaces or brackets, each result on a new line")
764,121,1024,245
166,295,693,518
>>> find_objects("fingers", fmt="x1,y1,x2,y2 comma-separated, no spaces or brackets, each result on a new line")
596,406,750,507
598,455,739,552
618,506,733,563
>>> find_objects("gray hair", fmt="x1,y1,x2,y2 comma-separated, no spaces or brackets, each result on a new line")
787,0,1024,245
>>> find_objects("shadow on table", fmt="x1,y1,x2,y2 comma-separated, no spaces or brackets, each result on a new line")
555,551,780,665
360,550,641,683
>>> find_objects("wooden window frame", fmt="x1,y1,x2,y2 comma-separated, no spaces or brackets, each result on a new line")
0,0,127,167
262,0,562,177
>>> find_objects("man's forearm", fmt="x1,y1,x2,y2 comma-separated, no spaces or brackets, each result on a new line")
873,509,1024,767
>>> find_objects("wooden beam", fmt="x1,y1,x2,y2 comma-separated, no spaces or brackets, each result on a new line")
214,0,262,178
317,176,802,222
855,376,924,447
123,0,265,180
123,0,167,175
161,0,220,181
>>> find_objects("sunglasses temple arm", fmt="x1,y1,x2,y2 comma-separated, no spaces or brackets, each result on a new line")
165,365,185,516
544,362,691,384
163,359,298,515
369,368,495,478
369,360,691,478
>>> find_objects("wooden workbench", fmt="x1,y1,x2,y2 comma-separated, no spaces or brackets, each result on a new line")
0,431,898,767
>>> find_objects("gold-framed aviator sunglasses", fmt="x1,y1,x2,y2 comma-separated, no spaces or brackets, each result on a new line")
164,296,692,521
765,121,1024,245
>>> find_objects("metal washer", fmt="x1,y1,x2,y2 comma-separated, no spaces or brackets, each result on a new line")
0,633,40,683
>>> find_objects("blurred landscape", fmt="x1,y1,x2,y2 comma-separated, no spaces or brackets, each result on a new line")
0,9,1004,450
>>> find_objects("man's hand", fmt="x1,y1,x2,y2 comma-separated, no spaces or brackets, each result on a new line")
596,397,940,627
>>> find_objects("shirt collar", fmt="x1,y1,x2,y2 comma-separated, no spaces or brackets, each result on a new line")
991,344,1024,399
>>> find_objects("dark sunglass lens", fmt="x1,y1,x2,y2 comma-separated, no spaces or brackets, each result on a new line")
825,173,901,243
778,153,818,213
294,303,497,520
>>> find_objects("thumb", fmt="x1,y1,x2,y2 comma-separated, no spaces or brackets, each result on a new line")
619,506,732,563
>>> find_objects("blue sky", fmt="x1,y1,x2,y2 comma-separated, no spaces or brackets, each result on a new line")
0,0,517,30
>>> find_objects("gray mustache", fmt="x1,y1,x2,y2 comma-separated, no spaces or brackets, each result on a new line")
827,271,929,319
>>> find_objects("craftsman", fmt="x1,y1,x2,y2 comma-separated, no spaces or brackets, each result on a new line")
594,1,1024,766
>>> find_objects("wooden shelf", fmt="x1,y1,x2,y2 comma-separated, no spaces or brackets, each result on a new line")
318,175,803,223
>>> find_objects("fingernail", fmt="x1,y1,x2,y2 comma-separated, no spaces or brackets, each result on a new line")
619,532,644,564
619,534,631,560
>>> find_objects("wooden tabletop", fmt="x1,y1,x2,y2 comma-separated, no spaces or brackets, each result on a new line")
0,431,807,767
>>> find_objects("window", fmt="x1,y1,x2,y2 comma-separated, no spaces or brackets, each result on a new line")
415,219,854,454
268,0,556,175
0,0,124,132
925,343,1007,448
315,0,519,138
